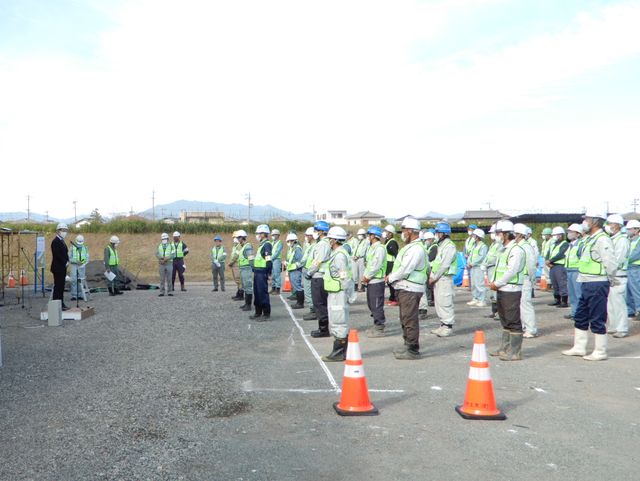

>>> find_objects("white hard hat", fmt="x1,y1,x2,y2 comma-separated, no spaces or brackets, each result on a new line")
473,228,485,239
75,235,85,245
418,231,425,240
231,230,238,238
271,229,281,236
583,208,606,220
513,223,528,235
110,235,120,244
173,231,181,237
626,220,640,229
327,226,348,240
305,227,315,236
401,217,421,231
357,228,366,235
236,230,248,238
526,227,533,236
384,224,395,234
161,232,169,240
424,231,435,240
568,223,583,234
495,220,514,232
286,233,297,242
489,224,496,234
552,226,566,236
56,222,68,230
256,224,270,234
606,214,624,226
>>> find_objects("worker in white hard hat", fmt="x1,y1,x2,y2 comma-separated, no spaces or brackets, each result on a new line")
228,231,244,301
51,222,70,309
233,230,254,311
489,220,526,361
540,227,555,291
463,224,478,263
156,233,176,297
467,228,488,307
303,221,331,336
321,226,354,362
382,224,400,306
211,235,227,292
69,234,90,302
564,223,584,320
251,224,273,321
482,224,502,320
352,228,370,292
171,231,189,292
104,235,123,296
284,232,305,309
546,226,569,308
270,229,283,295
298,227,317,311
387,217,428,360
514,224,538,338
362,226,387,337
626,219,640,320
605,214,630,337
562,209,618,361
418,230,438,320
429,222,458,338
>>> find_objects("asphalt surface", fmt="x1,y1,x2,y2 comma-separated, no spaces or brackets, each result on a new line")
1,283,639,481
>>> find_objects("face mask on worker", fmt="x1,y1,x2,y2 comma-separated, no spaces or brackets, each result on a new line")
604,225,614,235
358,234,365,240
496,234,504,244
467,230,473,236
59,231,67,239
490,233,496,241
567,232,576,241
162,239,168,245
581,220,591,232
312,232,319,240
233,238,239,244
287,241,294,248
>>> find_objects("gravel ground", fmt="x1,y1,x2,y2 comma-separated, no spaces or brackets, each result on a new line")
1,284,639,480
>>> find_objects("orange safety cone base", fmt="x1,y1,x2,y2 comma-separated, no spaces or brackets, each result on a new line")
455,405,506,421
282,276,292,292
334,401,378,416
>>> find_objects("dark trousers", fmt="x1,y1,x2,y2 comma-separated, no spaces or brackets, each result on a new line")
366,282,386,325
172,258,185,287
550,265,568,297
52,270,66,302
311,277,328,330
253,270,271,315
398,289,422,348
386,262,397,301
574,281,610,335
497,290,523,332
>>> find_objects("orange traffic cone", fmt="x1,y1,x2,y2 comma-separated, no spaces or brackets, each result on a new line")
282,273,292,293
539,275,548,290
7,271,16,288
462,267,470,288
334,329,378,416
455,330,506,420
19,269,28,286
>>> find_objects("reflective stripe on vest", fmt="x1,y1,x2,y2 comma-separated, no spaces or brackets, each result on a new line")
430,238,458,276
303,242,316,269
107,245,119,266
564,240,582,270
211,246,224,261
158,243,175,258
492,242,525,285
272,239,282,260
174,241,185,258
254,241,272,269
286,244,302,271
365,242,387,279
392,241,428,285
71,245,88,263
550,240,568,265
323,246,352,293
238,243,251,267
578,232,607,276
631,238,640,267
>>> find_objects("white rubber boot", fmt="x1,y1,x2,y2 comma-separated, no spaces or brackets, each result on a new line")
562,328,589,356
583,333,608,361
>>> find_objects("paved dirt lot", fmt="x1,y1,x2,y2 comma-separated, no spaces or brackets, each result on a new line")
1,284,639,481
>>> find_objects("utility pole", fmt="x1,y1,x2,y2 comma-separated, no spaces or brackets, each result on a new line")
632,198,639,213
27,194,31,221
245,192,252,223
73,200,77,223
152,189,156,221
311,204,317,221
45,211,49,223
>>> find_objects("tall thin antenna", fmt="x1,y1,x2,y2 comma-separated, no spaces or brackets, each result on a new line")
152,190,156,221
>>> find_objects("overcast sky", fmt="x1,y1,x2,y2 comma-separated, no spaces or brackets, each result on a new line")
1,0,639,219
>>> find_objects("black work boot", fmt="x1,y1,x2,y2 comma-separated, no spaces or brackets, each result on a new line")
558,295,569,308
257,307,271,322
292,291,305,309
241,294,253,311
108,287,116,296
394,343,421,360
310,328,330,338
287,290,297,300
418,309,428,320
303,310,318,321
548,295,560,306
249,309,263,320
322,338,348,362
232,289,244,301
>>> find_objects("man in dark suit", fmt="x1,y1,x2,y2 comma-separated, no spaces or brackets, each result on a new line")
51,223,70,310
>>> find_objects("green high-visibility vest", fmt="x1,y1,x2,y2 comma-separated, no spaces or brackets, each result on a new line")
286,244,302,271
485,242,501,266
578,232,608,276
254,241,272,269
430,238,458,276
550,240,568,265
303,242,316,269
71,245,88,263
468,242,485,265
238,243,252,267
107,245,119,266
174,241,185,258
211,246,225,261
492,242,525,285
323,246,352,293
564,240,582,270
365,242,387,279
157,243,175,258
316,238,331,274
271,239,282,260
630,238,640,267
392,241,428,286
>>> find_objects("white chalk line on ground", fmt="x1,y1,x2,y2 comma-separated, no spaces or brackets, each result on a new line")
608,356,640,359
278,294,405,394
244,387,405,394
